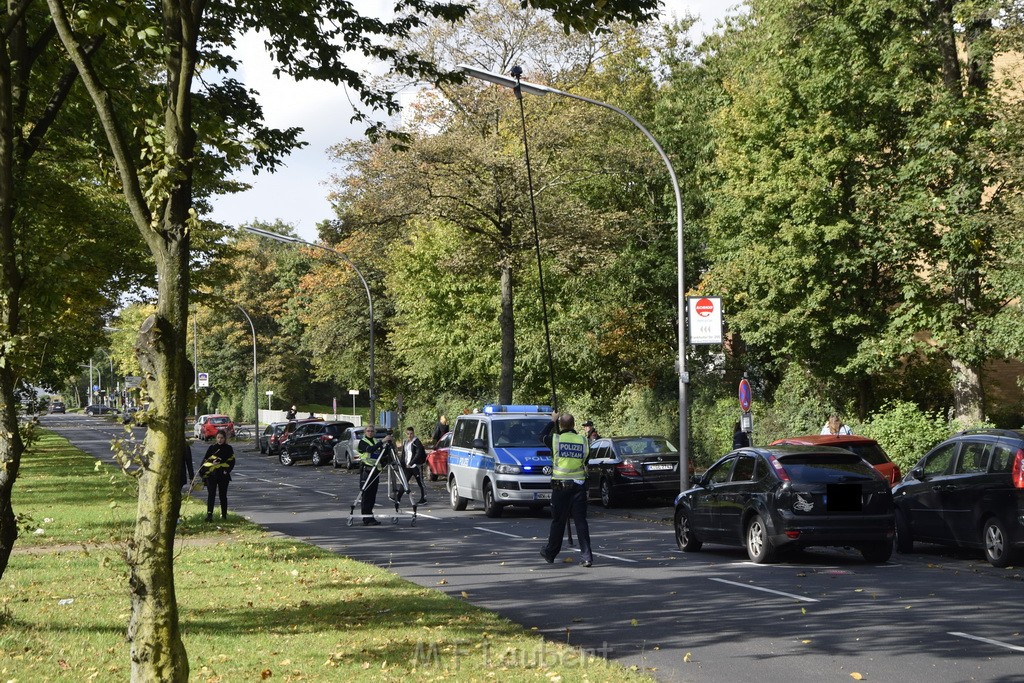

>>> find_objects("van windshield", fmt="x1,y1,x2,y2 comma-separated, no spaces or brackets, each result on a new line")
491,418,550,448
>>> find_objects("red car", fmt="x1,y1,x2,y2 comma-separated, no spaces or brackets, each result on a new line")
771,434,902,486
196,414,235,441
426,431,452,481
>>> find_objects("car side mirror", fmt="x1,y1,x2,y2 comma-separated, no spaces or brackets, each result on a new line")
909,467,924,481
472,438,487,450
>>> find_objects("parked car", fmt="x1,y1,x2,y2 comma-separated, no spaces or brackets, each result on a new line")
426,431,453,481
892,428,1024,567
194,414,235,440
333,426,392,470
674,445,895,564
264,418,320,456
122,406,146,424
771,434,902,486
84,404,117,416
279,421,354,466
49,401,66,414
586,436,693,508
260,422,286,454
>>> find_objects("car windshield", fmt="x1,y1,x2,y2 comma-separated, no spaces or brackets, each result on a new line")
778,453,877,482
491,418,550,448
616,437,677,456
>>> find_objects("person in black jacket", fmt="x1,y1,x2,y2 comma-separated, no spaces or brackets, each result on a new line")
199,430,235,521
286,405,297,420
732,421,750,449
431,415,449,444
400,426,428,504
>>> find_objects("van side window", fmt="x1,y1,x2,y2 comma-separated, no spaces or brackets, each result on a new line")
922,443,957,477
955,442,991,474
478,422,489,447
452,419,477,449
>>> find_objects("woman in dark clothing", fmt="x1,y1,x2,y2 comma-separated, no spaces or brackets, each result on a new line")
732,421,750,449
199,430,235,521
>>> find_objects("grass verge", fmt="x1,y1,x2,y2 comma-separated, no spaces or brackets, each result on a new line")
0,432,654,682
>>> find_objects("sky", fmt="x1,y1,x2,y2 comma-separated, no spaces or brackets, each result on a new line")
207,0,740,242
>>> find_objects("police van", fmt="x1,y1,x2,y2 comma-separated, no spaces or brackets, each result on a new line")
446,405,553,518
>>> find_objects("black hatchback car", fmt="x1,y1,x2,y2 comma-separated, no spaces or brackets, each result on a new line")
674,446,895,564
892,428,1024,567
279,421,354,466
586,436,690,507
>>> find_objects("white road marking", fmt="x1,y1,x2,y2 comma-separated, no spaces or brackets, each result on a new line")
475,527,522,539
473,526,638,562
948,632,1024,653
313,490,337,497
709,577,819,603
402,511,442,519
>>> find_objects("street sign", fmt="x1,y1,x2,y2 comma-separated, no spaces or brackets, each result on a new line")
124,376,143,389
738,378,752,412
197,372,209,388
688,296,723,345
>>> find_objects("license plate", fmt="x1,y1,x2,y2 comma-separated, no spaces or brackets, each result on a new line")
534,492,551,500
647,464,673,471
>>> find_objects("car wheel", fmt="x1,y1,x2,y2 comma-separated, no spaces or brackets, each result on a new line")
279,449,294,466
311,449,324,467
346,451,357,470
259,442,267,454
983,517,1014,567
746,514,777,564
860,543,893,563
600,478,615,509
483,481,503,518
674,508,702,552
449,477,468,511
895,509,913,554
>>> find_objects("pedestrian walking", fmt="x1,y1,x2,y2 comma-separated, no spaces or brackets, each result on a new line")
540,411,593,567
286,405,297,420
199,430,235,521
400,426,428,504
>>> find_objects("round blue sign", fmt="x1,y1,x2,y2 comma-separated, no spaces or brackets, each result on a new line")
738,378,752,412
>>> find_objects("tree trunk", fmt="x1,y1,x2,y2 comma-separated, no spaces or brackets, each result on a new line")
0,16,24,580
951,359,984,425
498,262,515,404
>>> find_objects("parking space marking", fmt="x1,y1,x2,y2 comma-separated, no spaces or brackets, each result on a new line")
402,511,442,520
710,577,819,603
475,527,522,539
313,490,337,497
949,632,1024,653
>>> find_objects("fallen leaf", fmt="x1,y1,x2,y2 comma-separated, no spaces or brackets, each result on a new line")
260,669,272,680
683,652,692,663
630,618,639,626
437,579,448,585
801,607,807,615
460,591,470,599
801,640,812,644
850,674,864,681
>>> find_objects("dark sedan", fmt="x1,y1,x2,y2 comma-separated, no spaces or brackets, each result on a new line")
279,421,354,466
892,428,1024,567
586,436,691,507
84,404,117,416
262,418,319,456
674,446,895,564
50,401,66,414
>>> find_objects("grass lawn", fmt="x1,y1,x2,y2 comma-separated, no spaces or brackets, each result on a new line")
0,432,654,682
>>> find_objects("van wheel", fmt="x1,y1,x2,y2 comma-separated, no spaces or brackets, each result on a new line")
983,517,1014,567
483,482,503,518
449,477,468,511
279,450,294,466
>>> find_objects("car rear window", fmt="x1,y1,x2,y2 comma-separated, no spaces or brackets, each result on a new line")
777,453,877,482
211,417,230,424
840,443,889,466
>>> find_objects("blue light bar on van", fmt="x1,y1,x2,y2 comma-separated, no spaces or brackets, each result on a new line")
482,404,553,414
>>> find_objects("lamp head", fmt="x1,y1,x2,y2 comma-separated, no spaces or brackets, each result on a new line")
510,65,523,78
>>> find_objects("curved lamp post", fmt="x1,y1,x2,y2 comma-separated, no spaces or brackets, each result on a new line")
459,64,690,487
241,226,376,425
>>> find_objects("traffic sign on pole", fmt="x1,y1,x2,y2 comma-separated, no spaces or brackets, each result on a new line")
688,296,723,345
738,378,752,412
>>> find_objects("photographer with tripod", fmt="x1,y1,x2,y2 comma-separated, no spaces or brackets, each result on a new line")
357,423,392,526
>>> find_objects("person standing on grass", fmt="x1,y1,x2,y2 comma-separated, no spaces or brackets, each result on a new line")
199,430,235,522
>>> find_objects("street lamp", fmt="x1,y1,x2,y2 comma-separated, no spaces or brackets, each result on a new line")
241,226,377,425
460,64,691,487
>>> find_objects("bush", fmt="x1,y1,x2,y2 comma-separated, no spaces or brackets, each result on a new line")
857,401,953,474
690,396,740,469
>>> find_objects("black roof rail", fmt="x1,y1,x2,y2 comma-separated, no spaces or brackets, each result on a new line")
953,428,1024,439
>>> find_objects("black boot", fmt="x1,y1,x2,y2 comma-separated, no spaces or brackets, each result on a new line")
205,512,213,522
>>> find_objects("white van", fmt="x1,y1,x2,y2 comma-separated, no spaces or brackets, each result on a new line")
446,405,553,517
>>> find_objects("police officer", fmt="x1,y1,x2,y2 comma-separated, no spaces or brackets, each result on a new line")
357,423,390,526
540,411,593,567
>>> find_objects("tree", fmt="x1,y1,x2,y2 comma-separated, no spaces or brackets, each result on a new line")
43,0,662,678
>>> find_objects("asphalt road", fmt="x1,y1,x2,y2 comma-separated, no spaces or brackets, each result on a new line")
42,413,1024,682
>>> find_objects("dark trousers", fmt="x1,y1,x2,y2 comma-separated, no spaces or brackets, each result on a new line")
206,471,229,517
543,482,592,563
359,465,380,515
400,466,426,500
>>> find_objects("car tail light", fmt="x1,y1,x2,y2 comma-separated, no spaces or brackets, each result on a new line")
785,530,801,539
768,455,790,482
1012,449,1024,489
615,461,640,476
891,466,902,485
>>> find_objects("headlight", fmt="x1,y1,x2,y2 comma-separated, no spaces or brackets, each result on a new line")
495,464,521,474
